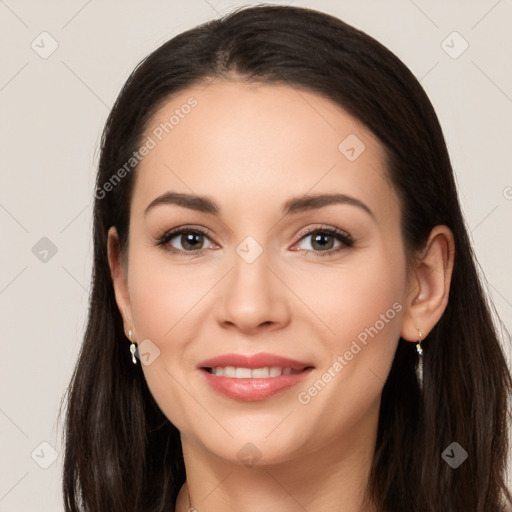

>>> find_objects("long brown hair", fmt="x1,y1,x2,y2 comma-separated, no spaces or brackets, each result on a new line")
61,5,512,511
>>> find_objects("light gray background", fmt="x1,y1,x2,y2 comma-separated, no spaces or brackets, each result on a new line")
1,0,511,510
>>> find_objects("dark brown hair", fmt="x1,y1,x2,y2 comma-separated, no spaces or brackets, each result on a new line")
61,4,512,511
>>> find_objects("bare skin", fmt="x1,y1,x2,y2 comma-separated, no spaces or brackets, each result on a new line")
107,78,454,512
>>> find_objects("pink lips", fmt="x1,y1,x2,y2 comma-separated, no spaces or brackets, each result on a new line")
198,352,311,370
198,352,314,401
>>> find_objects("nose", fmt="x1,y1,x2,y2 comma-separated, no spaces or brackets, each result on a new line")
215,246,291,334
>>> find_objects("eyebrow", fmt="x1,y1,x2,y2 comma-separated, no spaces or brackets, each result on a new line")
144,191,375,219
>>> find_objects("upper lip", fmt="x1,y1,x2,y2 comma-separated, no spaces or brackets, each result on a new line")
198,352,313,370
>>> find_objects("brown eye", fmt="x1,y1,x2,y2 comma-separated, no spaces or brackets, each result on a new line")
172,231,206,251
156,226,216,255
294,227,354,257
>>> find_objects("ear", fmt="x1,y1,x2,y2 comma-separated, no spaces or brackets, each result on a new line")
400,225,455,342
107,226,135,340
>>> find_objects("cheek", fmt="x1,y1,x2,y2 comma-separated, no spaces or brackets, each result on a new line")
129,275,176,340
291,249,406,444
302,246,406,395
294,246,407,344
126,248,215,430
341,248,406,361
127,246,208,339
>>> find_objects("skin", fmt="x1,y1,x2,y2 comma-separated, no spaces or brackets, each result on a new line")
108,79,455,512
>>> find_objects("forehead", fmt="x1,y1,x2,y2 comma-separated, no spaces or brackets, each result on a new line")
131,79,398,224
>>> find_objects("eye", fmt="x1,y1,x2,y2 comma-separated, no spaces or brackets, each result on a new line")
155,224,354,258
293,226,354,257
155,226,217,255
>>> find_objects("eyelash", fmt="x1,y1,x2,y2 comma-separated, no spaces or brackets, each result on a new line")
295,225,354,257
155,224,354,258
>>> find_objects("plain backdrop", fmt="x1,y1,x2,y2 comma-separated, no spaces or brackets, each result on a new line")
0,1,511,510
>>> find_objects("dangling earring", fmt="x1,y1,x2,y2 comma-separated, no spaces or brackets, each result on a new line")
415,328,423,390
128,330,137,365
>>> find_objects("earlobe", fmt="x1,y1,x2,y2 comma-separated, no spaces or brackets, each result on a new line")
107,226,134,336
400,225,455,342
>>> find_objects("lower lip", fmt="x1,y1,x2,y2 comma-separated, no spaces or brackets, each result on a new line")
200,368,314,401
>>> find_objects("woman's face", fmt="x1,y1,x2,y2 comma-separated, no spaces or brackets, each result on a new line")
110,79,412,465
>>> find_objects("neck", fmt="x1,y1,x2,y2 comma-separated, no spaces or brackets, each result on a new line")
175,408,379,512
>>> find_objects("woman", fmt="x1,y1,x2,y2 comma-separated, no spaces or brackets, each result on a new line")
62,5,512,511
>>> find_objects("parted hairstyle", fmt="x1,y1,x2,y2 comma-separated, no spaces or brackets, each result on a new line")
61,4,512,511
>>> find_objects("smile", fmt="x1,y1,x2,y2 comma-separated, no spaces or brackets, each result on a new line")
205,366,305,378
197,353,315,401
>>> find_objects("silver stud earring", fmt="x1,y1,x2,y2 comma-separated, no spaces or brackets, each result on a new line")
415,329,423,390
128,330,137,365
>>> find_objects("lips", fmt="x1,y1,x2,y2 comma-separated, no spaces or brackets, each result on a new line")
198,352,311,370
197,352,314,401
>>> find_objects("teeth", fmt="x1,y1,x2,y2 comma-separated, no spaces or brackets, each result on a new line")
223,366,236,378
235,367,252,378
269,367,282,377
252,367,270,378
209,366,302,378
